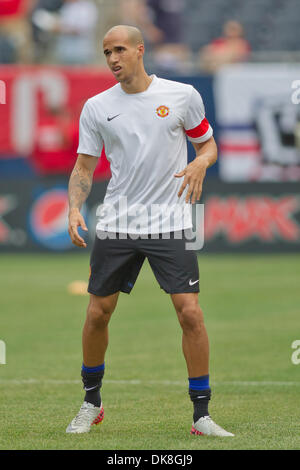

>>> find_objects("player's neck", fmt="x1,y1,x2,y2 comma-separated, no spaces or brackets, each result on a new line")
120,70,153,95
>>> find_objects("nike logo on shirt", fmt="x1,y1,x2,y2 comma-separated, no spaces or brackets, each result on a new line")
189,279,199,286
107,114,121,121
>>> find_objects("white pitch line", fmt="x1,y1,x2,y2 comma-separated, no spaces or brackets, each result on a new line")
0,379,299,386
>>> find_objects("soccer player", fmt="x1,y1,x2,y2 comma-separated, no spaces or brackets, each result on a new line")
66,25,234,437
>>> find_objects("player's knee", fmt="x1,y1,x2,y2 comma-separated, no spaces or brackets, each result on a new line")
177,303,204,333
86,302,112,330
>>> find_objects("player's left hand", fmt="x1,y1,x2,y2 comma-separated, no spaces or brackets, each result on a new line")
174,158,208,204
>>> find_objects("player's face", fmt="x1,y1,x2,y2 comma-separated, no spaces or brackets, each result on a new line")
103,33,142,82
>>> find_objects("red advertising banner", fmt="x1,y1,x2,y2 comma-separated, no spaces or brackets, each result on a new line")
205,195,300,244
201,182,300,252
0,65,117,178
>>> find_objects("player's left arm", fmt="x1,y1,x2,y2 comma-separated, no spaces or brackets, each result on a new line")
175,136,217,204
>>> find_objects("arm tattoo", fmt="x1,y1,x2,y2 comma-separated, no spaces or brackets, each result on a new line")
68,165,93,211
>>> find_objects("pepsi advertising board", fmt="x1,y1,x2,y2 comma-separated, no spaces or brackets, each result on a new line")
0,179,104,252
0,179,300,253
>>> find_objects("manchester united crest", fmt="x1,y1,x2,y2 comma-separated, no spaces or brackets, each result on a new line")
156,105,170,118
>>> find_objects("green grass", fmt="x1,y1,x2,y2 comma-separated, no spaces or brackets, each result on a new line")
0,253,299,450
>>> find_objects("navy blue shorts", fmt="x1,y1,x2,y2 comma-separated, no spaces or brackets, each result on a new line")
88,230,200,297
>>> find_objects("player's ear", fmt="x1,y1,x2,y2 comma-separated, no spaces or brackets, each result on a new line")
137,44,144,57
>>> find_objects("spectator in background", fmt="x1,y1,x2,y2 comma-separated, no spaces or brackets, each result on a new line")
146,0,185,46
146,0,191,73
0,32,17,63
118,0,191,73
0,0,34,63
30,0,63,63
118,0,164,46
31,0,99,64
198,20,251,73
30,102,111,179
54,0,99,64
30,104,78,176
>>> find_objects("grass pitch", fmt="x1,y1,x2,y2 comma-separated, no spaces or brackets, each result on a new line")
0,252,299,450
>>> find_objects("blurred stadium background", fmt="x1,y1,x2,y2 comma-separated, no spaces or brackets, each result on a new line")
0,0,300,450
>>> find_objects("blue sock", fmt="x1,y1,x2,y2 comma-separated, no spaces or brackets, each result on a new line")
82,363,105,374
81,362,105,407
188,374,210,391
188,375,211,421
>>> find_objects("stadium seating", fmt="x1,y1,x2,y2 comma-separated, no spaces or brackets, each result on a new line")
183,0,300,52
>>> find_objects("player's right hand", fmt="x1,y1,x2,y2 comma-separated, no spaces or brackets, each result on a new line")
68,209,88,248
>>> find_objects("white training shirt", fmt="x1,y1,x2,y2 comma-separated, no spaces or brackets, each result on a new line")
77,75,213,234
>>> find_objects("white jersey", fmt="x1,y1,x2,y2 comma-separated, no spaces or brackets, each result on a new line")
77,75,213,234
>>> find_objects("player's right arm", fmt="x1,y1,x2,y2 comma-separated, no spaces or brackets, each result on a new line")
68,153,98,248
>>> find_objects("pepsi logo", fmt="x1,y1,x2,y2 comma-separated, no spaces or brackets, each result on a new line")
29,188,86,250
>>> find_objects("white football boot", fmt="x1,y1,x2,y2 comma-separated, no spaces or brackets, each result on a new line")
191,415,234,437
66,401,104,434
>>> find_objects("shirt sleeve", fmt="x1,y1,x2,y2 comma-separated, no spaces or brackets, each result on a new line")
77,100,103,157
183,87,213,143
